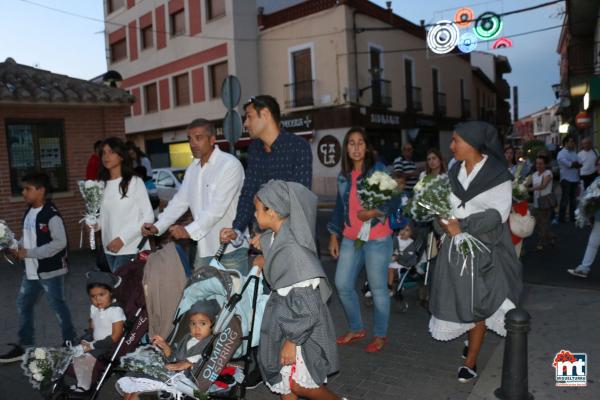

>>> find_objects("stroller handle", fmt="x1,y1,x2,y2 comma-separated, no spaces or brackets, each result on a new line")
214,243,228,261
137,237,149,251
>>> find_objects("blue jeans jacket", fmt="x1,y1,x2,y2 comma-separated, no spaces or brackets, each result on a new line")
327,163,400,236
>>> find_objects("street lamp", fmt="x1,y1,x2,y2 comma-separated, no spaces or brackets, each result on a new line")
583,91,590,111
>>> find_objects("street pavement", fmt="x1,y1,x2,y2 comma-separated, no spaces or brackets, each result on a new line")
0,211,598,399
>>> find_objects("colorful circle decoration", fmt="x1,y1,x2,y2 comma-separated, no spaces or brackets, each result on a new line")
473,12,503,41
454,7,475,28
427,20,460,54
458,32,478,53
492,37,513,49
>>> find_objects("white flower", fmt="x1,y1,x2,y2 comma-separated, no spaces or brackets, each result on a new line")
84,180,96,189
413,179,426,192
29,362,40,374
0,223,5,238
33,373,44,382
379,175,397,191
34,348,46,360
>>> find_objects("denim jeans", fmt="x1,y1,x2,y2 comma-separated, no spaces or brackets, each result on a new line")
16,275,76,346
578,220,600,273
335,236,393,337
105,253,135,273
195,247,249,275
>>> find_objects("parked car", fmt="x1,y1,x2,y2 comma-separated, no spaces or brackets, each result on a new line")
152,168,185,206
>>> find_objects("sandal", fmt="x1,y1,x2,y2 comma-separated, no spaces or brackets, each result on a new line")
336,329,366,345
365,337,387,353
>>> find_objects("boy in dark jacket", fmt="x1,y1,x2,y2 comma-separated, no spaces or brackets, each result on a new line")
0,172,76,363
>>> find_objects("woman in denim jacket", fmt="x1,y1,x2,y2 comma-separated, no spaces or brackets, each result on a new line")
328,127,396,353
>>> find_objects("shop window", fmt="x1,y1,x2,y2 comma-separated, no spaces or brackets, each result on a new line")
5,121,68,195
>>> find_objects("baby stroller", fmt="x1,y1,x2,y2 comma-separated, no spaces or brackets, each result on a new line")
45,239,151,400
121,244,268,399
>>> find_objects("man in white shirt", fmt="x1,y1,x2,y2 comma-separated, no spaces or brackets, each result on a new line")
578,137,598,189
557,135,582,223
141,119,247,273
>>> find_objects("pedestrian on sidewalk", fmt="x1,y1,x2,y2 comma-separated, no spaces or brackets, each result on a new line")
97,137,154,272
429,122,522,383
141,119,246,273
328,127,395,353
568,159,600,279
253,180,343,400
504,145,517,176
528,155,556,250
220,95,312,266
0,172,76,364
578,137,598,189
393,143,420,193
557,135,581,223
85,140,102,180
126,141,153,176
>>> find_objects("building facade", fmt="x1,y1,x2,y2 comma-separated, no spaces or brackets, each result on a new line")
0,58,131,247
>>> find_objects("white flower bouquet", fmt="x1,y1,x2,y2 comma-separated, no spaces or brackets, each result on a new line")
355,171,399,248
511,163,529,203
78,180,105,249
0,220,18,264
21,347,73,392
575,179,600,228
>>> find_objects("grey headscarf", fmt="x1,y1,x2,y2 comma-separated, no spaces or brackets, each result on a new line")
454,121,507,167
256,180,332,302
256,180,317,254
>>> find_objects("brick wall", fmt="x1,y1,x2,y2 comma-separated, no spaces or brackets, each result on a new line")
0,104,129,250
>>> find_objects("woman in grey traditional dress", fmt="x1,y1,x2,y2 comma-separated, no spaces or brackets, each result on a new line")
253,180,343,400
429,122,522,383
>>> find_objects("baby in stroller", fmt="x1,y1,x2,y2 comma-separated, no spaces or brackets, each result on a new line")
116,299,220,399
387,222,418,296
69,271,126,393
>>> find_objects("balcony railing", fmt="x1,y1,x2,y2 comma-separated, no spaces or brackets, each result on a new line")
284,80,314,108
434,91,447,116
371,79,391,108
461,99,471,119
406,86,422,112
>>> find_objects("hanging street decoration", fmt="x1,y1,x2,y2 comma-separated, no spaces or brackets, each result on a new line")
427,20,460,54
473,11,503,41
458,32,478,53
492,37,513,49
454,7,475,28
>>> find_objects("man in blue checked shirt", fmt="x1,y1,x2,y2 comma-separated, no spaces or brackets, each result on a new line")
220,95,312,252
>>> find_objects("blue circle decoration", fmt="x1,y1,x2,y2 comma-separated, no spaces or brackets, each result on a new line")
458,32,478,53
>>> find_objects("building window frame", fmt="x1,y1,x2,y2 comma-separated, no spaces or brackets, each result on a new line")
207,0,226,21
107,0,125,14
5,119,68,195
209,60,228,99
144,82,159,113
368,43,384,75
140,24,154,50
110,38,127,63
170,9,186,37
173,72,191,107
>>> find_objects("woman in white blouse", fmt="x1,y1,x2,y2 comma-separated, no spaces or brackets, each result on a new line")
98,137,154,272
528,155,555,250
430,122,522,384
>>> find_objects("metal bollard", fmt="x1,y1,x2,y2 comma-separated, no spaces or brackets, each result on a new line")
494,308,534,400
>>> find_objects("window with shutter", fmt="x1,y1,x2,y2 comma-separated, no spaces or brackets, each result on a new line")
291,48,313,107
110,39,127,62
210,62,228,98
174,73,190,106
208,0,225,20
171,10,185,37
144,83,158,113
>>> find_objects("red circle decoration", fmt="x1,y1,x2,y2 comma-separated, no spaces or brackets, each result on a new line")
576,112,592,129
454,7,475,28
492,37,513,49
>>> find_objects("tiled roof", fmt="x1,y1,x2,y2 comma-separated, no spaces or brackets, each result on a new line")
0,58,133,105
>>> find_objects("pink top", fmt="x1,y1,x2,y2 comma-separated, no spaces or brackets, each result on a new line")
343,170,393,241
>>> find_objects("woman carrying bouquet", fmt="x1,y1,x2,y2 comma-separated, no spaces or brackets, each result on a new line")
429,122,522,383
327,127,396,353
568,159,600,279
97,137,154,272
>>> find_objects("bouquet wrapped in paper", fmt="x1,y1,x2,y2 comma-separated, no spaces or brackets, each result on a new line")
21,347,73,393
575,179,600,228
355,171,399,248
511,163,529,204
78,180,105,249
0,220,18,264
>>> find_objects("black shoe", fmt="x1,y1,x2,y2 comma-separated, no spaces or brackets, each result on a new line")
462,340,469,359
457,365,477,383
0,344,25,364
243,367,263,390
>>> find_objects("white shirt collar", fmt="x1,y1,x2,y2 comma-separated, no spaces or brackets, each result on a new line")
196,145,221,167
458,154,488,190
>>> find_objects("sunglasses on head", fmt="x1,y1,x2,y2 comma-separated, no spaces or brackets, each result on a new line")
244,96,267,109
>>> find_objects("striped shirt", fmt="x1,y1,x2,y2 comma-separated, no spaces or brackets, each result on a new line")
393,156,418,190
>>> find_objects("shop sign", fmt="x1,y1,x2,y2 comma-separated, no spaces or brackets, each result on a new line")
369,112,400,126
281,114,313,131
317,135,341,167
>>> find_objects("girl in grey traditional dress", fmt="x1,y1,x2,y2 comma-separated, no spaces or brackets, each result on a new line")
429,122,522,383
253,180,344,400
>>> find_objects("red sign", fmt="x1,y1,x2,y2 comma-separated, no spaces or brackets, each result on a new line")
576,112,592,129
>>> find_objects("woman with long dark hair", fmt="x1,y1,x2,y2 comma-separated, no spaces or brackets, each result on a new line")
429,122,522,383
126,141,153,176
327,127,395,353
420,148,447,179
97,137,154,272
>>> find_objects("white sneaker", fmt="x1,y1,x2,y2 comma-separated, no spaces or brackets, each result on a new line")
567,268,589,278
364,290,372,298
